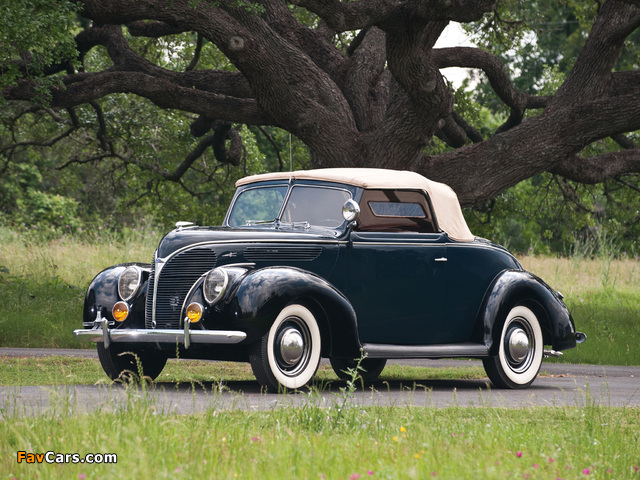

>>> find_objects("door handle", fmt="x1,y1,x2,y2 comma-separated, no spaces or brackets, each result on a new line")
434,257,448,262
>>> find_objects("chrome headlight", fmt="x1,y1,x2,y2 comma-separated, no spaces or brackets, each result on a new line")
203,267,228,305
118,266,142,301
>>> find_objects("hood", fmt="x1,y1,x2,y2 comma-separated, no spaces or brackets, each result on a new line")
156,225,341,259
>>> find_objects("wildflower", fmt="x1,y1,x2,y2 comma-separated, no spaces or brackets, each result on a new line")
516,452,523,458
392,436,399,442
414,454,420,459
549,458,555,463
366,471,374,476
349,474,360,480
583,468,590,475
174,468,182,473
78,475,87,480
400,426,406,433
533,464,539,469
252,436,259,442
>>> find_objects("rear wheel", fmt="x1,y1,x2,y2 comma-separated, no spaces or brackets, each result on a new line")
330,357,387,382
483,305,543,389
97,343,167,381
249,304,322,391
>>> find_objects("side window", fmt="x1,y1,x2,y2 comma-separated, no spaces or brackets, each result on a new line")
356,190,436,233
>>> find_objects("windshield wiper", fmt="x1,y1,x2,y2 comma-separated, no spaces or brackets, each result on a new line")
280,221,310,230
245,219,276,226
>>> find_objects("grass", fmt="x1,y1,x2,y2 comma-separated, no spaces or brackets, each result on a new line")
0,356,487,387
1,391,639,479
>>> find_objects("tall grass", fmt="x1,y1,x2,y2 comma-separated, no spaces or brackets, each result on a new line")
1,388,639,479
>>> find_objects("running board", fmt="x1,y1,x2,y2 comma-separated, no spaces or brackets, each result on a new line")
362,343,489,359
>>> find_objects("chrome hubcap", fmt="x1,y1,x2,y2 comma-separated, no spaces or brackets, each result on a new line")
508,328,530,364
274,316,312,376
504,318,535,373
278,327,304,366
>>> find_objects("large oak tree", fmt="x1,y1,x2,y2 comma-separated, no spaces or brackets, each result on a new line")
2,0,640,207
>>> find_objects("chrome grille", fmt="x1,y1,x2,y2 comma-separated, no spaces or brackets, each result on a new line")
244,246,322,262
145,247,217,329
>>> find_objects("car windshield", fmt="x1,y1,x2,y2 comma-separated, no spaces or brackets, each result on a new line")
228,185,351,228
228,186,288,227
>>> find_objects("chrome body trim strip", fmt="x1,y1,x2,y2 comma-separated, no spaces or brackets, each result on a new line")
362,343,489,358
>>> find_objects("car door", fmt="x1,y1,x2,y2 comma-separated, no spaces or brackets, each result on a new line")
347,231,450,345
344,189,456,345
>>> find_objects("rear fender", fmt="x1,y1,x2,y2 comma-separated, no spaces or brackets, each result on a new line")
478,270,577,354
230,267,360,357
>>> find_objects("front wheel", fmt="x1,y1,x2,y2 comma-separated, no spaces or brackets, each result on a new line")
97,343,167,381
483,305,543,389
249,304,322,391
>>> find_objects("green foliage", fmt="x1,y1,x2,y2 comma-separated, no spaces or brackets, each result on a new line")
465,172,640,256
0,0,79,95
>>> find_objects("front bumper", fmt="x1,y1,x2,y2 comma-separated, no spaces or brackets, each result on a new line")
74,314,246,349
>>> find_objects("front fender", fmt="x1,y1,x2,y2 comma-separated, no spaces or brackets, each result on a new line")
229,266,360,357
479,269,577,353
83,263,150,326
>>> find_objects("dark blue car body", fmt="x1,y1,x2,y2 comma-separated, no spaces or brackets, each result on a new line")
75,168,584,390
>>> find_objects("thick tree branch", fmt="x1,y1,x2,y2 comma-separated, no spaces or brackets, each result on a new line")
292,0,495,32
126,20,187,37
432,46,550,132
552,0,640,105
4,71,270,125
550,150,640,184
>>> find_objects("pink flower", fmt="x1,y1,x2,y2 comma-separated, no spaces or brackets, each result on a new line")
349,475,360,480
516,452,523,458
533,464,539,468
549,458,555,463
583,468,591,475
78,475,87,480
367,472,374,476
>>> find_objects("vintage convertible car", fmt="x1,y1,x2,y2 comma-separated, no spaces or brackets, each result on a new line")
74,168,585,390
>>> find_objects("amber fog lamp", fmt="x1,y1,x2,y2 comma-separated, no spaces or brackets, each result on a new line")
112,301,129,322
186,303,203,323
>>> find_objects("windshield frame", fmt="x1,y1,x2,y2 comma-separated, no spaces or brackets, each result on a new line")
224,181,355,230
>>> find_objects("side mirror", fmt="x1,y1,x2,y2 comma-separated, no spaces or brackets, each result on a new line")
342,199,360,223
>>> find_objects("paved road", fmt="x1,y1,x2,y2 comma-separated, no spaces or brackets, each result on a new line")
1,348,639,416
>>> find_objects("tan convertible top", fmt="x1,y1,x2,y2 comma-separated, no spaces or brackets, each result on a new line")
236,168,474,242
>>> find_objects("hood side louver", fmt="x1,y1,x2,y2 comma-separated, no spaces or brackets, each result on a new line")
244,246,322,262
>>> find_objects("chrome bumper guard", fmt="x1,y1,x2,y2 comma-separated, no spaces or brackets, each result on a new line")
73,314,246,349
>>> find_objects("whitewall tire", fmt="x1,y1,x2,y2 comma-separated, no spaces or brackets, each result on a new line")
250,304,322,391
483,305,544,389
